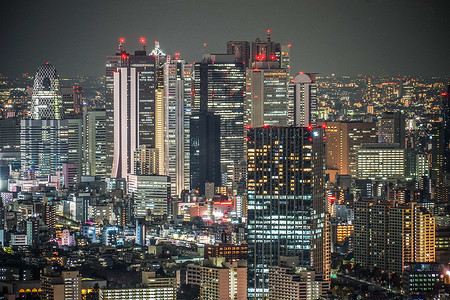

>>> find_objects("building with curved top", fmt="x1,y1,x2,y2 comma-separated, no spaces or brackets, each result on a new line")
30,63,62,120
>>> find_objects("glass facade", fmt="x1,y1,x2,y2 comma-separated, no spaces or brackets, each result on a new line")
193,56,246,187
246,126,326,299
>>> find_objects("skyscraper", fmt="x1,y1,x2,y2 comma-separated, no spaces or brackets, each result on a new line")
227,41,250,65
163,57,191,196
245,64,290,127
111,67,139,179
82,110,107,178
20,119,68,180
105,39,157,176
318,121,377,179
292,73,317,127
247,126,328,299
190,113,221,195
61,86,82,117
30,63,62,120
193,54,246,187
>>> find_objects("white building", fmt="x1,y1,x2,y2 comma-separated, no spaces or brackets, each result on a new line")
163,57,191,197
111,67,139,179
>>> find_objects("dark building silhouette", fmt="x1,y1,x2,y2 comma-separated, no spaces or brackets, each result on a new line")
190,113,221,195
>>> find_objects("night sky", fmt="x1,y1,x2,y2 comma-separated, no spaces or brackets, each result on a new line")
1,0,449,77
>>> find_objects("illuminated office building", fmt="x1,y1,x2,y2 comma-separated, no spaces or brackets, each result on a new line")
356,143,405,181
20,120,68,179
318,121,377,178
30,63,62,120
133,145,159,176
245,65,289,127
247,126,329,299
105,39,157,176
292,73,317,127
82,110,107,178
193,54,245,187
163,57,191,196
128,174,171,218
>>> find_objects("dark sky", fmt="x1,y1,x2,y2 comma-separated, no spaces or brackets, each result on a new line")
1,0,449,78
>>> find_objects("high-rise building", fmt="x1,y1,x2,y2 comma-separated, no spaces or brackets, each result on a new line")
82,110,107,178
318,121,377,179
105,40,157,176
442,86,450,173
61,86,82,117
20,119,68,179
246,126,329,299
67,117,82,185
30,63,62,120
292,73,317,127
245,64,290,127
249,32,290,70
354,200,435,274
163,57,191,196
356,143,405,181
190,113,221,195
227,41,251,65
193,54,246,187
0,117,20,158
133,145,159,175
111,67,139,179
128,174,171,218
377,111,405,148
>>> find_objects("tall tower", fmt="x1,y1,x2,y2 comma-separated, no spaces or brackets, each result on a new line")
244,63,290,128
30,63,62,120
111,67,139,179
293,73,317,127
193,54,246,188
246,126,328,299
82,110,107,178
163,56,192,197
105,39,157,176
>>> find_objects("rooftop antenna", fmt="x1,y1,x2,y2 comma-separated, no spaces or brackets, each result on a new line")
267,29,271,42
203,43,207,54
119,38,125,52
140,37,146,51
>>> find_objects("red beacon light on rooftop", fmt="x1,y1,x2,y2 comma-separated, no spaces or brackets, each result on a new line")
307,125,313,130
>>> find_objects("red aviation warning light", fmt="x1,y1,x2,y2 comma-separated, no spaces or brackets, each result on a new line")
119,38,125,43
140,37,146,44
307,125,313,130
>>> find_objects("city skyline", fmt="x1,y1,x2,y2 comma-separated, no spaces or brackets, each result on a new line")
1,0,450,77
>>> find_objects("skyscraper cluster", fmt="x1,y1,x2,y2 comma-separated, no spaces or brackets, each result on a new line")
0,31,449,300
